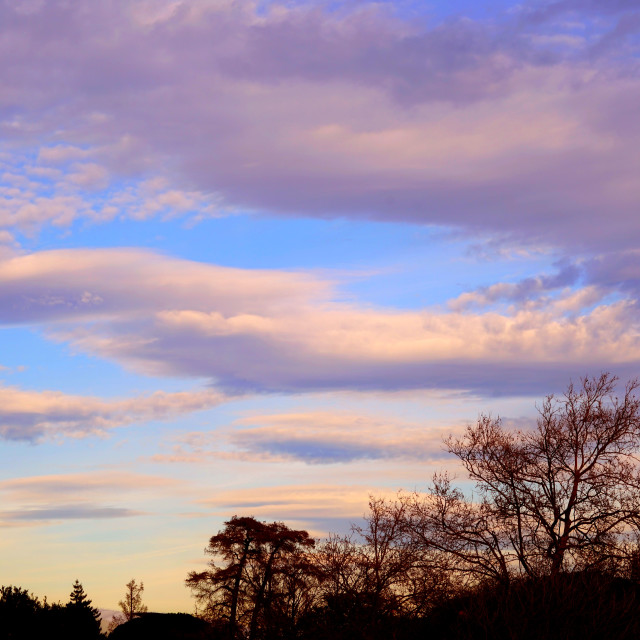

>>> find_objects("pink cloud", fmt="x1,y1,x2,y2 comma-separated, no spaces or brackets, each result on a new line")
0,471,181,527
0,148,224,231
0,248,637,395
0,471,178,500
157,410,460,464
198,483,399,525
0,383,228,441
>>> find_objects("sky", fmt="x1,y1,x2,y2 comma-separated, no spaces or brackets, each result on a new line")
1,0,640,613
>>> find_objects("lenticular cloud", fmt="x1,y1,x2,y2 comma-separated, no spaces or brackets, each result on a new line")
0,248,637,396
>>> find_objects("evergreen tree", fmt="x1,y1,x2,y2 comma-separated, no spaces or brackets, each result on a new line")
66,580,103,639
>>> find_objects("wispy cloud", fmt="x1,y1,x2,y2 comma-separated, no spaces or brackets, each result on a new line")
0,471,178,500
0,471,179,527
198,483,400,524
158,411,456,464
0,505,142,522
0,383,228,441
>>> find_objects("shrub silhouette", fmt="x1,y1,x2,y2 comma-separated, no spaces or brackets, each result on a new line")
108,612,212,640
426,571,640,640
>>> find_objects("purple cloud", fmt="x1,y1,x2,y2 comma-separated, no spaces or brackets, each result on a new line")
525,0,640,21
1,505,142,521
450,262,582,310
0,1,638,253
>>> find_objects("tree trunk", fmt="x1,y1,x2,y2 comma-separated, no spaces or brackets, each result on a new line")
230,536,252,639
249,547,279,640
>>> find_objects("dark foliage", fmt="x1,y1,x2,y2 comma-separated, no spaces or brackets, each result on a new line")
297,592,429,640
426,572,640,640
0,586,46,640
108,612,212,640
0,583,103,640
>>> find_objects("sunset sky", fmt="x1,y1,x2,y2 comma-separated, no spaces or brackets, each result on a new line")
1,0,639,612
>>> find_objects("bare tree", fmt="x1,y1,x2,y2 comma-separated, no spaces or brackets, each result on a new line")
315,534,366,602
313,495,457,634
351,495,422,619
119,579,148,621
407,373,640,583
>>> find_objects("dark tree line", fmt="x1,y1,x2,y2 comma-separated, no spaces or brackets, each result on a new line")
0,581,103,640
187,374,640,640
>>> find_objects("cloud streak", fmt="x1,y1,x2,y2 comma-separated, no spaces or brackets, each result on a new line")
0,471,178,501
158,411,457,464
0,471,178,527
0,383,228,441
0,505,142,522
199,483,400,525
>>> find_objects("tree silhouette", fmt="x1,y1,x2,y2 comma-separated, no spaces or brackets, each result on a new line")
119,579,148,621
0,586,45,639
186,516,315,640
66,579,103,639
307,498,457,640
69,579,94,610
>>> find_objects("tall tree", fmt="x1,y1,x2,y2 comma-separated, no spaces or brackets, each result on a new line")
246,520,316,640
186,516,315,640
407,373,640,583
351,495,419,621
118,579,148,621
66,580,103,639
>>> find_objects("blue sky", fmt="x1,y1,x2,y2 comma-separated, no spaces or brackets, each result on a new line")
1,0,640,613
